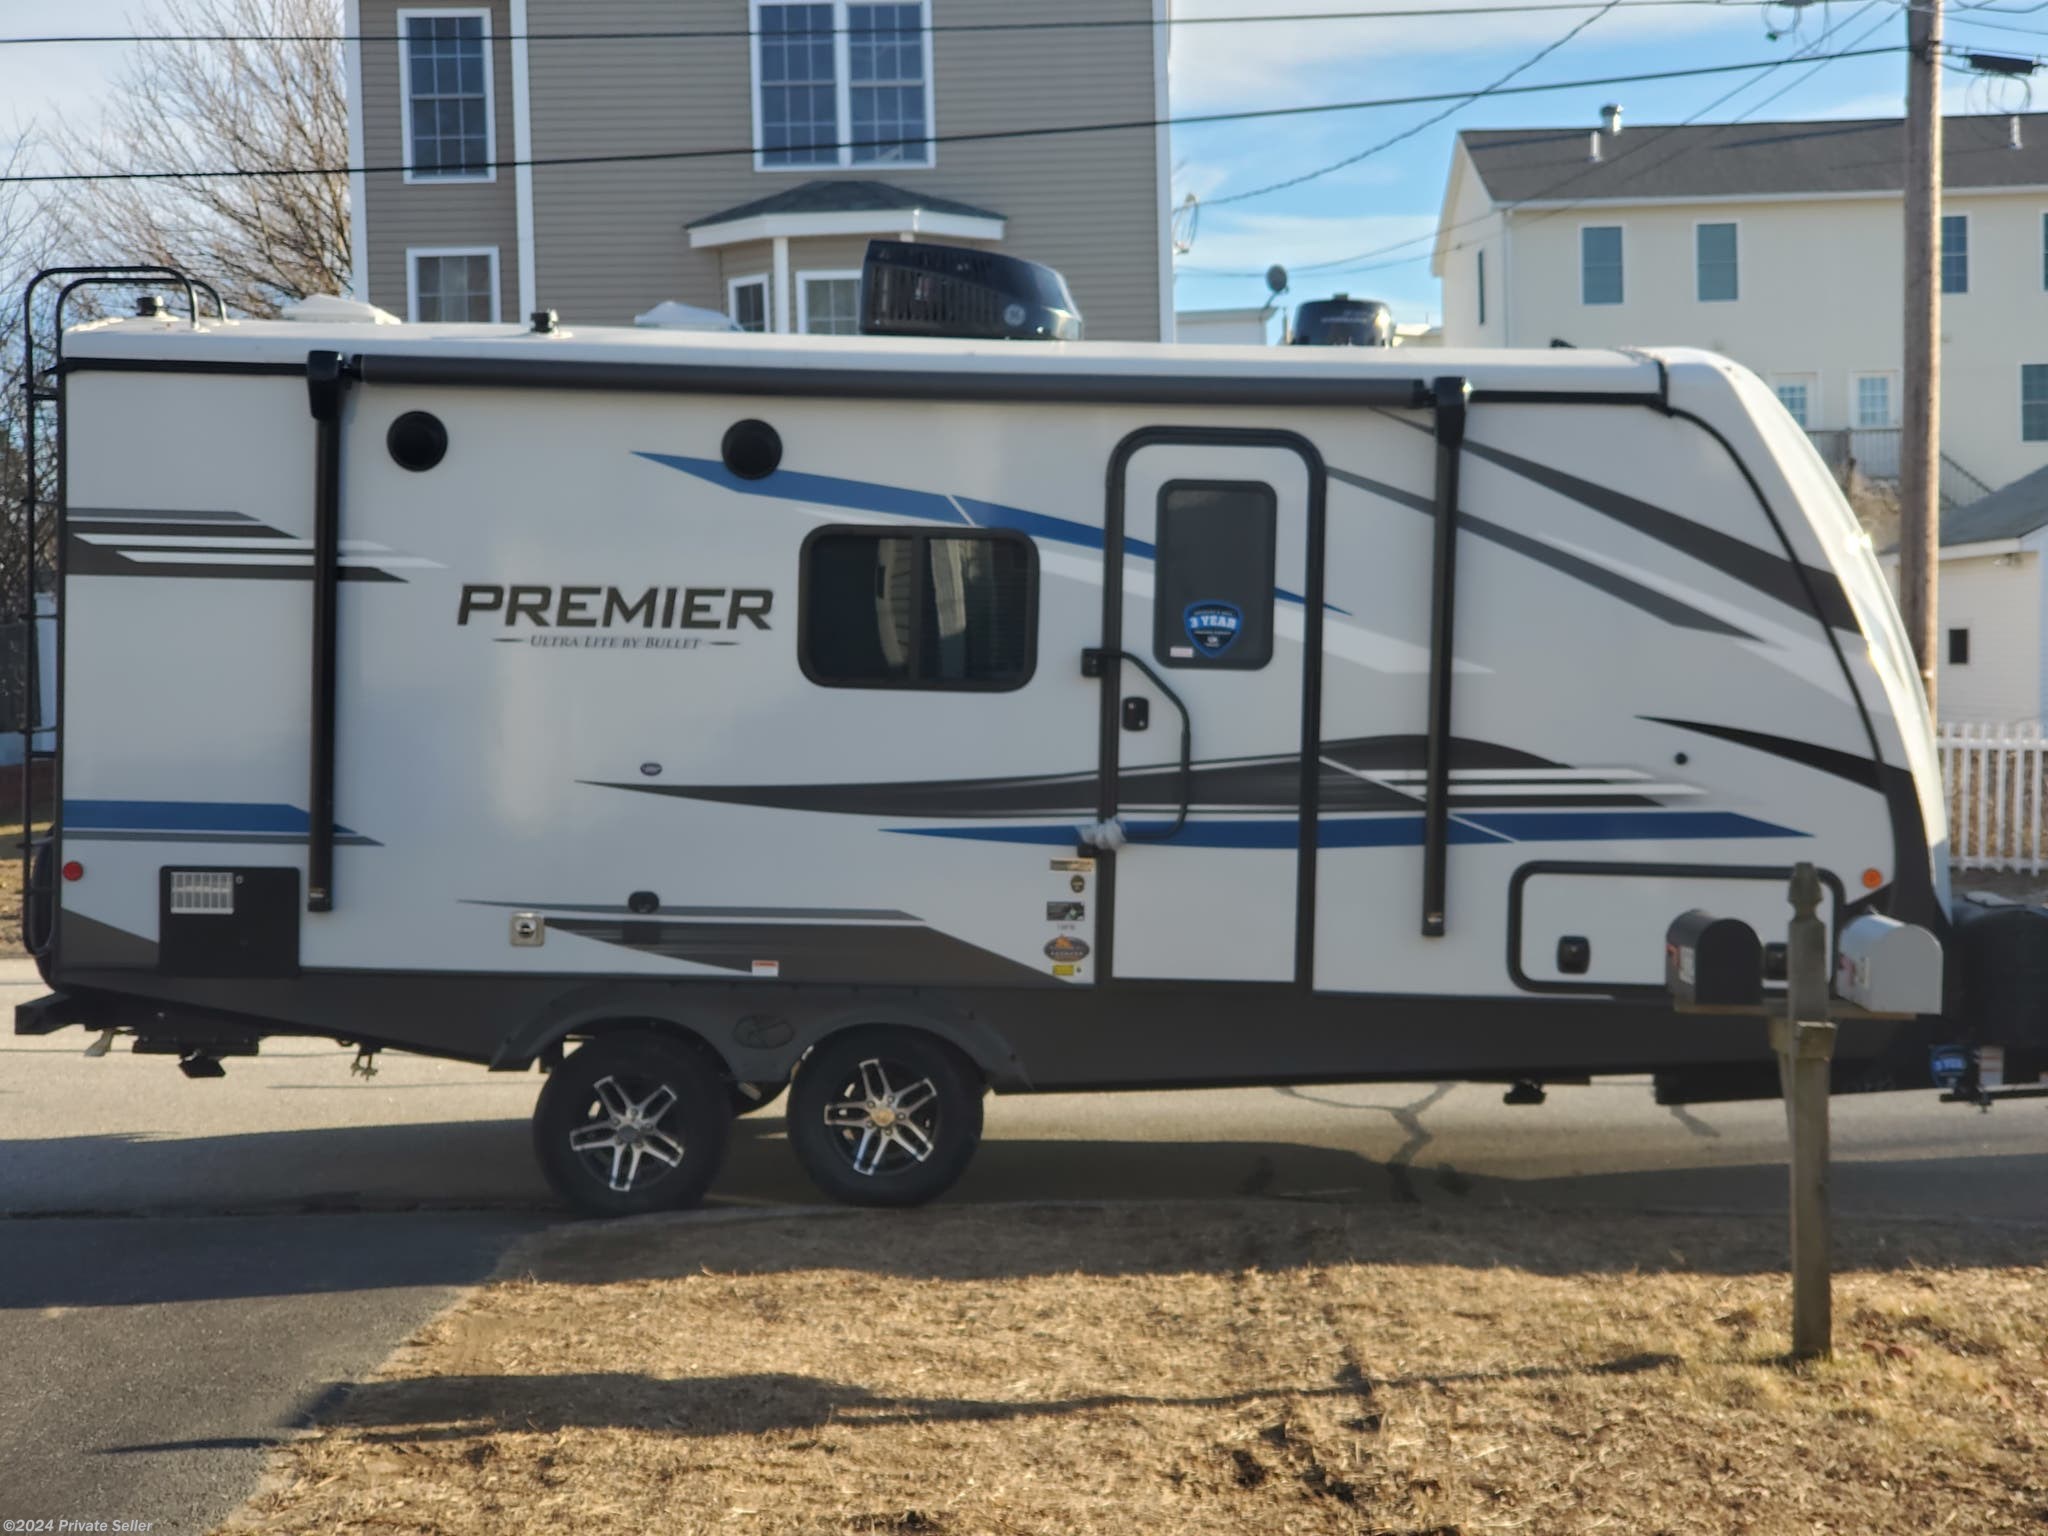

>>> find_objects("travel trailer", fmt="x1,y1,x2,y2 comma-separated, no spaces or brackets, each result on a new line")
13,249,2036,1216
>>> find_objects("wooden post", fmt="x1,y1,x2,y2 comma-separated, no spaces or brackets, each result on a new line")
1900,0,1943,715
1772,862,1837,1360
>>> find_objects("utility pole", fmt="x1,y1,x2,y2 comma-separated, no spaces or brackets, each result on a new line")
1901,0,1943,715
1774,863,1837,1361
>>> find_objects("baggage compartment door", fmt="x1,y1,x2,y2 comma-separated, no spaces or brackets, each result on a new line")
1098,434,1323,984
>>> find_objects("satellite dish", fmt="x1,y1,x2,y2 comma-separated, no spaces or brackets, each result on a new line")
1266,265,1289,297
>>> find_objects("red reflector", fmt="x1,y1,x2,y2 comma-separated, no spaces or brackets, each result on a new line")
61,860,84,882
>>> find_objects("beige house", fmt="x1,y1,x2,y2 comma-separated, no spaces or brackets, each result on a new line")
344,0,1171,339
1433,111,2048,496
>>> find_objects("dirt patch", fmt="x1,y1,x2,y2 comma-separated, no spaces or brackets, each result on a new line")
220,1203,2048,1536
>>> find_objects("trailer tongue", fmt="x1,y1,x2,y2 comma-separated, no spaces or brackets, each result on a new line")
11,250,2038,1216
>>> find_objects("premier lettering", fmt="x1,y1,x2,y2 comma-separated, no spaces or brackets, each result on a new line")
458,585,774,630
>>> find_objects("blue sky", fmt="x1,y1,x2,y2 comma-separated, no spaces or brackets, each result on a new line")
1165,0,2000,324
4,1,2039,326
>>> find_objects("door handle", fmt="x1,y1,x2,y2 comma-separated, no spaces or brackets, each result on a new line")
1122,696,1150,731
1083,648,1193,842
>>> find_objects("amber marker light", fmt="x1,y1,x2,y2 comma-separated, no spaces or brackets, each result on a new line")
1862,867,1883,890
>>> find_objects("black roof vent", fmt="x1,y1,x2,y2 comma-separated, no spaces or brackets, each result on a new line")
1290,296,1394,347
859,240,1082,341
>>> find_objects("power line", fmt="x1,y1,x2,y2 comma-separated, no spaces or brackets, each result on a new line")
0,1,1776,48
1205,0,1625,208
0,44,1905,187
1182,1,1891,280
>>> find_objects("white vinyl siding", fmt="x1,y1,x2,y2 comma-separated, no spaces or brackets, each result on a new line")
798,270,862,333
408,247,500,321
1580,225,1622,305
753,0,934,170
398,8,495,182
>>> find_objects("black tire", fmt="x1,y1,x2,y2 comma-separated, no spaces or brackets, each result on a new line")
787,1029,983,1207
532,1032,732,1217
25,840,53,986
731,1081,787,1117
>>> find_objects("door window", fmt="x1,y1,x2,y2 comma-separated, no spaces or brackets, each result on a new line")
1150,481,1276,670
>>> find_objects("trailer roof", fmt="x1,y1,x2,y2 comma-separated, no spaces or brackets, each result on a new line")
62,314,1667,400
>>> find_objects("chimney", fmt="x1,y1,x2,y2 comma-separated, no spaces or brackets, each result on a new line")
1601,103,1623,136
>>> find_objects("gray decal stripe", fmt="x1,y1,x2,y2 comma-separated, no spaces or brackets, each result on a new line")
65,539,403,583
462,900,920,921
1456,439,1858,632
68,507,261,523
65,829,381,846
1327,465,1754,641
548,919,1058,988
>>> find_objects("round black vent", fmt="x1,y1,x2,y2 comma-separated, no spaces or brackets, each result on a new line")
387,411,449,472
627,890,660,915
721,419,782,481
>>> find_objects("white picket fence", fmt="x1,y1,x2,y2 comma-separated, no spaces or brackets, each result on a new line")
1938,721,2048,872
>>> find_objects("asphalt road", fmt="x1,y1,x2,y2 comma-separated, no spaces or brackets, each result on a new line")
4,959,2045,1533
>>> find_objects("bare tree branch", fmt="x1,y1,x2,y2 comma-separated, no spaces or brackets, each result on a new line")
53,0,349,317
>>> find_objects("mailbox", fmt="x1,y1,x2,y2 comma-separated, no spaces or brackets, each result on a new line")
1665,909,1764,1009
1834,913,1942,1015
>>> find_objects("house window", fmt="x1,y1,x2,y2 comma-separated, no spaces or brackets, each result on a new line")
1949,628,1971,666
755,1,933,170
2025,364,2048,442
400,10,493,181
1581,226,1623,305
2042,211,2048,290
728,274,770,332
1152,482,1277,671
799,272,862,334
1942,213,1969,295
1476,249,1486,327
1696,221,1738,303
801,528,1036,689
408,248,498,322
1772,374,1815,428
1854,373,1896,429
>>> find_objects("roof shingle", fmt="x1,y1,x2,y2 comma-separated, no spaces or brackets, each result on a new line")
688,179,1004,229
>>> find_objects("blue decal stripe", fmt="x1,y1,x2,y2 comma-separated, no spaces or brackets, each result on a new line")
640,456,1349,611
889,810,1804,849
635,452,967,524
64,800,365,838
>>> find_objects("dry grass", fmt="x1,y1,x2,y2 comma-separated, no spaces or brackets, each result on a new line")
221,1203,2048,1536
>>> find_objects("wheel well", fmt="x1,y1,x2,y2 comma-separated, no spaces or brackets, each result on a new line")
795,1020,988,1088
568,1016,735,1079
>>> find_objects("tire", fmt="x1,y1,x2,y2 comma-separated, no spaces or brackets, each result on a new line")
532,1031,732,1217
731,1081,787,1117
787,1029,983,1207
25,840,53,986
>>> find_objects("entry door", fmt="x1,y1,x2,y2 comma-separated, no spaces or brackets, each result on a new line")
1101,437,1320,983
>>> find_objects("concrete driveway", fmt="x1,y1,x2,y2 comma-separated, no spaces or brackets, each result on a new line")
5,958,2045,1533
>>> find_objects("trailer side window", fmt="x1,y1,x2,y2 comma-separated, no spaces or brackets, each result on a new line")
1152,481,1277,671
802,528,1036,690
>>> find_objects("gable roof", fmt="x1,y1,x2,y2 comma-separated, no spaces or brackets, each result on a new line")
689,179,1004,230
1459,113,2048,206
1942,461,2048,546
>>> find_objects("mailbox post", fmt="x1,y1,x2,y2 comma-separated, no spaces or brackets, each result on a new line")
1774,862,1837,1360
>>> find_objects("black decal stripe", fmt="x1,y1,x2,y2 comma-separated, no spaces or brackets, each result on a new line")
65,538,402,582
1643,717,1882,790
586,735,1670,819
1328,466,1754,641
71,521,299,541
68,507,262,524
1458,439,1858,632
548,919,1057,987
463,899,919,921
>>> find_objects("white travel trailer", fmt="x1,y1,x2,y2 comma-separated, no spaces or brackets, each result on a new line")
13,249,2033,1216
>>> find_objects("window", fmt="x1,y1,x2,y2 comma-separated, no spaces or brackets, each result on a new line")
755,1,933,170
799,271,862,334
1696,221,1738,303
1854,373,1896,429
1476,249,1486,327
802,528,1035,689
1942,213,1969,295
408,248,498,322
2042,212,2048,291
400,10,493,181
1772,374,1815,428
1948,628,1971,667
2025,364,2048,442
1152,482,1277,671
728,274,770,333
1581,226,1623,305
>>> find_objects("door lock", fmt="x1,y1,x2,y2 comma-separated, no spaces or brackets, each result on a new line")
1122,696,1150,731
